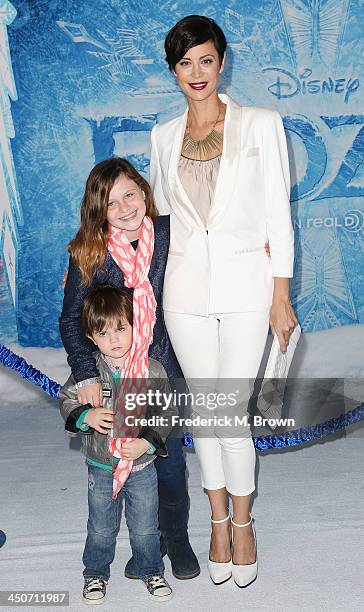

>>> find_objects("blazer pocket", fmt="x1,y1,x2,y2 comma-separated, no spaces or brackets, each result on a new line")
234,246,266,255
244,146,260,158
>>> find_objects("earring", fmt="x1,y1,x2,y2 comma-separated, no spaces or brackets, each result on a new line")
142,190,146,200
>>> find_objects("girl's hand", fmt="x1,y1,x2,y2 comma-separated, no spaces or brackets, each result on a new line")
120,439,149,460
77,382,103,408
84,408,114,434
269,297,298,353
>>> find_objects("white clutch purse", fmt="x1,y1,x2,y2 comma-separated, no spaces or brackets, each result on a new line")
256,324,301,428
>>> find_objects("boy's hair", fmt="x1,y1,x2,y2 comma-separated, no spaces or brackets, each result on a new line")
82,285,133,337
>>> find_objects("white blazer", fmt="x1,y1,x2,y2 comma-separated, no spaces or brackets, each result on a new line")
150,93,294,315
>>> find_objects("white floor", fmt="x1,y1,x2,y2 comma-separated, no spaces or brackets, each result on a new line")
0,394,363,612
1,328,363,611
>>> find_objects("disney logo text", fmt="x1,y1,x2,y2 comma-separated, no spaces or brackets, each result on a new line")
264,67,359,104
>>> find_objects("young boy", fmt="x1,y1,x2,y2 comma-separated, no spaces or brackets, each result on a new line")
59,285,177,604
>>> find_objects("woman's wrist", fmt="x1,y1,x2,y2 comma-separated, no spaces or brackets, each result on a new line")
272,293,291,304
272,277,291,303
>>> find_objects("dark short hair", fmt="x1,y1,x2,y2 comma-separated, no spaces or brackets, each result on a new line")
165,15,227,71
82,285,133,337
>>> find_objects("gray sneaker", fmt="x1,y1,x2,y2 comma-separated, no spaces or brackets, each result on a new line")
143,576,173,602
82,577,107,605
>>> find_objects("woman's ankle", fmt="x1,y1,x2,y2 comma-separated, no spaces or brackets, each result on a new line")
209,521,231,562
232,523,256,564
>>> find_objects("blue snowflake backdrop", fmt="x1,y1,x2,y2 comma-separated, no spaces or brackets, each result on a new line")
1,0,363,346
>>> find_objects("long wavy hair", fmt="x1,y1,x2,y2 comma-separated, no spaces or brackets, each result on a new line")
68,158,158,285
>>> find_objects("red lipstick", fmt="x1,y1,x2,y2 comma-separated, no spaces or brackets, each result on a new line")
189,82,208,90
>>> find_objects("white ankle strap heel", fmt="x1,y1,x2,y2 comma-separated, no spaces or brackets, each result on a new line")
231,513,257,588
231,515,252,528
211,515,231,525
207,515,232,585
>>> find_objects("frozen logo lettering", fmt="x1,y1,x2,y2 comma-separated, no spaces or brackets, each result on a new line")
283,114,364,202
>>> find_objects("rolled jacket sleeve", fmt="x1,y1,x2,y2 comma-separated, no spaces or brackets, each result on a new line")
263,111,294,278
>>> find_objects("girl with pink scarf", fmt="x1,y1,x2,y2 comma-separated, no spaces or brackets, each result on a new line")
60,158,200,589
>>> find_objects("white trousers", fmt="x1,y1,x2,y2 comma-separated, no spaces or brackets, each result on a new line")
163,311,270,496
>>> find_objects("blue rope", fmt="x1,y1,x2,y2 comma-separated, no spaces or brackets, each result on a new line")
184,404,364,450
0,343,61,399
1,342,363,449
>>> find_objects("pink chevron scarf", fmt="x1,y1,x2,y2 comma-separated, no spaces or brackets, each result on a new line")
107,216,157,499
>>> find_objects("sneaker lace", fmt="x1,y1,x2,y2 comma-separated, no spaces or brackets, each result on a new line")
85,577,106,590
146,576,167,589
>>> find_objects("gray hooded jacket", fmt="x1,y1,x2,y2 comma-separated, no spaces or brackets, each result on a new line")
59,353,178,468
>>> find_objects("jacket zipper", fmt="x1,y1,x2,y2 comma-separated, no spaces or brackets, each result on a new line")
108,373,118,467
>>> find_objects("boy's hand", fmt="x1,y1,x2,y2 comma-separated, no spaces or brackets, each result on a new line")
84,408,114,434
77,382,103,408
120,439,149,460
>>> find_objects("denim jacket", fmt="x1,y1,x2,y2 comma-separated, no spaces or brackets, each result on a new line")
59,353,178,468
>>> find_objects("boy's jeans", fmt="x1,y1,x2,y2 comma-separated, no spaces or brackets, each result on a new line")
83,462,164,581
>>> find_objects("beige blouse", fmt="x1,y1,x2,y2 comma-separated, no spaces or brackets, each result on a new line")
178,154,221,227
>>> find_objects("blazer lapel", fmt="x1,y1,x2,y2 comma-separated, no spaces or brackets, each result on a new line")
167,107,204,227
167,93,242,228
207,93,242,226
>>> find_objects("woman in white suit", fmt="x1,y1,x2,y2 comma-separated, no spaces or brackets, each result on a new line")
150,15,297,587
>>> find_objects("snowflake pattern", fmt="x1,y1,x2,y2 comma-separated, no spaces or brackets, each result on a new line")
2,0,363,344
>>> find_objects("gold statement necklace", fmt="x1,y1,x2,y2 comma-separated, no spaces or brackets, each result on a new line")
182,105,223,160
